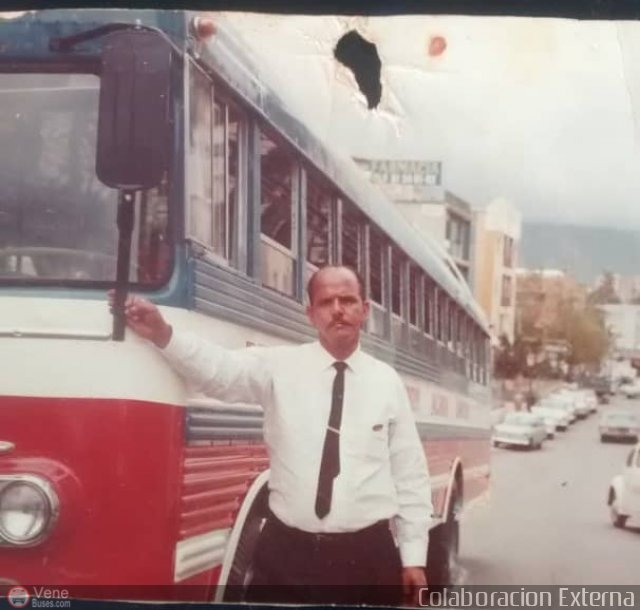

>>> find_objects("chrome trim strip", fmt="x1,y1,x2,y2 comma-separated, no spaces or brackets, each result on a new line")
0,329,111,341
174,528,230,582
185,400,490,442
185,401,265,442
186,398,262,415
417,422,491,440
0,474,60,547
0,442,15,454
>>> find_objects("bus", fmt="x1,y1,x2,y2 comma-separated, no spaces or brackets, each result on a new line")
0,9,492,602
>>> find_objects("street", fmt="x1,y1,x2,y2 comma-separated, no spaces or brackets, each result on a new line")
458,396,640,585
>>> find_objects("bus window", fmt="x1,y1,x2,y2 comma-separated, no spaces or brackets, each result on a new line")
438,290,448,344
188,65,244,265
260,130,296,295
408,265,420,328
188,66,214,248
480,333,489,384
212,101,226,258
341,200,363,276
391,247,406,345
408,265,423,352
453,307,460,356
368,226,387,337
424,278,434,337
473,325,482,382
306,172,333,276
455,308,461,352
458,313,465,373
468,323,476,381
448,305,458,374
391,248,403,318
460,314,470,376
224,104,243,263
369,227,384,305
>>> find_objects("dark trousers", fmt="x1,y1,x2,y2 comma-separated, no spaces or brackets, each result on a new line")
246,513,403,605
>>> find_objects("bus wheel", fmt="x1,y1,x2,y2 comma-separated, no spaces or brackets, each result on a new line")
223,487,269,601
426,488,460,592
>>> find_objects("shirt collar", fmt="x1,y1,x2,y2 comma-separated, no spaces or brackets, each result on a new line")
311,341,364,375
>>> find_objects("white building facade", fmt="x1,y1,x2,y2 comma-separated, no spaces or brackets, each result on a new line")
472,198,522,344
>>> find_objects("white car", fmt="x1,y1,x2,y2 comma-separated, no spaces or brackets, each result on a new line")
599,410,640,443
577,388,598,413
607,443,640,528
493,412,547,449
620,380,640,399
536,398,578,423
531,406,570,431
553,390,590,418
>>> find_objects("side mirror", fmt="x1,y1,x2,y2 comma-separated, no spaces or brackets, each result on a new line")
96,29,172,190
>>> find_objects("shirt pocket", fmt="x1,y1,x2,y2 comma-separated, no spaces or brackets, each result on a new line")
344,422,389,462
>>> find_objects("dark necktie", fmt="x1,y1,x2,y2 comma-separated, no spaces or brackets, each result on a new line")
315,361,347,519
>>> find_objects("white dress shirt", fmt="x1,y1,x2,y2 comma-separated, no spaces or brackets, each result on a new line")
162,331,433,567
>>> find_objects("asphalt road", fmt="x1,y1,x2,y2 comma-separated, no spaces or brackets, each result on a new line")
458,396,640,585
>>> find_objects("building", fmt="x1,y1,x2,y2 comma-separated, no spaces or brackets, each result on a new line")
592,272,640,304
354,158,473,283
471,198,521,343
597,304,640,359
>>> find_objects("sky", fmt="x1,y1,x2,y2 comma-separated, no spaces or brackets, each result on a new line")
217,13,640,230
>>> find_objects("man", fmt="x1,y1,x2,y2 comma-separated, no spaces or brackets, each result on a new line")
113,265,432,605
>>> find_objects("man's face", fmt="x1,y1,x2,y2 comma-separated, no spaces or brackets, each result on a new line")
306,268,369,356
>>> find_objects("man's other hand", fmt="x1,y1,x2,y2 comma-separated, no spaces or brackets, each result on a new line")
402,566,427,606
107,291,172,348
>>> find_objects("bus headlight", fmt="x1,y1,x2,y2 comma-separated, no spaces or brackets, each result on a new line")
0,477,58,546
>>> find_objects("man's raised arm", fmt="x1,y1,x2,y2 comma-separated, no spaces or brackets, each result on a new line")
109,293,272,406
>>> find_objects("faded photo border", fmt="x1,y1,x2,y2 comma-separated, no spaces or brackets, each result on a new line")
1,1,639,609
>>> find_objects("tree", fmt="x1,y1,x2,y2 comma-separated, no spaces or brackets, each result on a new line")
563,306,610,366
513,303,610,378
588,271,621,305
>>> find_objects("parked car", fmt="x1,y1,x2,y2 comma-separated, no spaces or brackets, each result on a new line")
537,397,578,423
586,376,612,403
554,389,590,418
531,405,571,431
620,379,640,399
493,412,547,449
607,442,640,528
578,388,599,413
599,410,640,443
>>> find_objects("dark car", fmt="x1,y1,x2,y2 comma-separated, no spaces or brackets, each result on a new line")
584,376,612,403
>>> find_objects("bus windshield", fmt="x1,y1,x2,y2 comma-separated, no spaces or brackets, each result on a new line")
0,72,172,286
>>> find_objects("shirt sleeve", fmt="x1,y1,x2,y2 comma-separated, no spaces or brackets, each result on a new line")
159,330,273,407
388,371,433,567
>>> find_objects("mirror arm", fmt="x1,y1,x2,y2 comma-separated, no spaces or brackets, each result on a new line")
112,190,136,342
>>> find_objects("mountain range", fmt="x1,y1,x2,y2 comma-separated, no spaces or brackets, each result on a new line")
519,222,640,286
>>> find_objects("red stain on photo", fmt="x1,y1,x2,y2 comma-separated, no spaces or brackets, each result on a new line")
428,35,447,57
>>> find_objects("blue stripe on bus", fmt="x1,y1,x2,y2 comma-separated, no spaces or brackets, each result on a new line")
191,257,490,394
185,406,491,443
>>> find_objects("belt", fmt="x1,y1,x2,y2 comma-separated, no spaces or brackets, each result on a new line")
265,512,391,548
